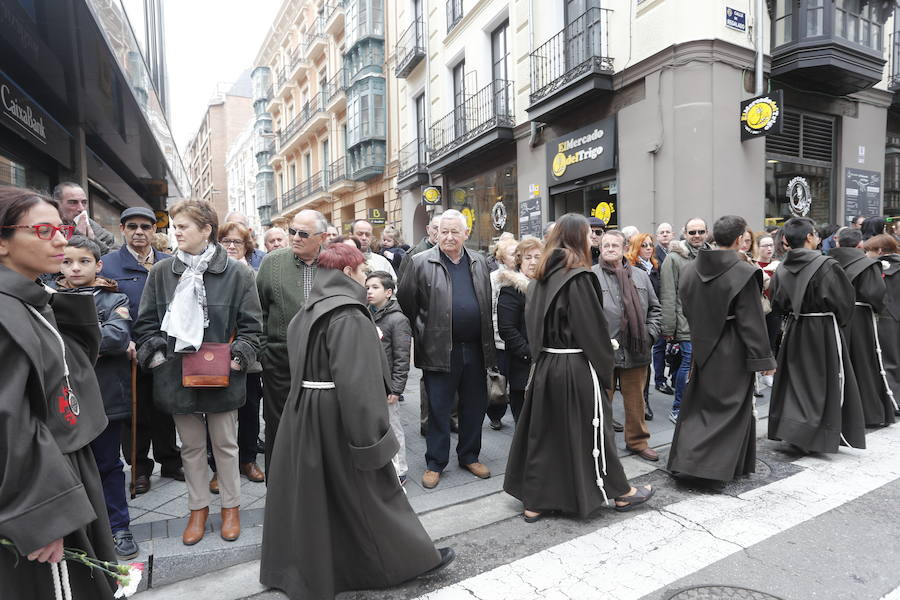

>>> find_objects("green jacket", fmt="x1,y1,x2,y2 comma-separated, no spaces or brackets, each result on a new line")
256,247,317,367
659,239,709,341
133,244,262,414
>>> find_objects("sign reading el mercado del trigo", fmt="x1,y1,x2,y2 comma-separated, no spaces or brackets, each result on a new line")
740,89,784,141
547,117,616,185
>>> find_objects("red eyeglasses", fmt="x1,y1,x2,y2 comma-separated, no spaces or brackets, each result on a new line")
1,224,75,240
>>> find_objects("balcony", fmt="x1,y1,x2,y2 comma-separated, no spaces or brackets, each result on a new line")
395,19,425,78
428,79,515,172
288,46,307,81
397,139,428,189
328,157,354,193
446,0,463,34
889,33,900,97
348,141,386,181
325,68,347,112
280,171,327,215
527,7,613,123
304,18,327,60
278,92,329,151
770,0,888,96
324,1,345,37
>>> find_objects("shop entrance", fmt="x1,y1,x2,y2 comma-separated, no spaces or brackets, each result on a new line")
550,178,618,227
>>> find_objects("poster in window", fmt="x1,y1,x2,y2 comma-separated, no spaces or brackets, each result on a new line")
844,168,881,222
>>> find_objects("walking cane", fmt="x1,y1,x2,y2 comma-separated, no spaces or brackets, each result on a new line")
130,358,138,500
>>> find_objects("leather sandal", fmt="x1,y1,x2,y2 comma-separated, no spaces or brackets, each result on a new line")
614,485,654,512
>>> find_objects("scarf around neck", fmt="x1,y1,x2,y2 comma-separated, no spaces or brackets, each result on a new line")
161,243,217,352
601,257,648,356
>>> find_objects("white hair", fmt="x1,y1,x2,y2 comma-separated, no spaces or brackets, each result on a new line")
439,209,469,232
295,209,328,233
264,227,286,242
657,222,672,233
620,225,639,240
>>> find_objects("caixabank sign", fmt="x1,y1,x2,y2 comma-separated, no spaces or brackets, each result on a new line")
547,117,616,186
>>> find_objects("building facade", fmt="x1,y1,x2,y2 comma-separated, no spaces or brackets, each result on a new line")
0,0,186,241
255,0,397,234
183,75,254,223
225,120,264,240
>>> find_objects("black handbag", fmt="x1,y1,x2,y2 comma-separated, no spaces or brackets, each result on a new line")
486,367,508,407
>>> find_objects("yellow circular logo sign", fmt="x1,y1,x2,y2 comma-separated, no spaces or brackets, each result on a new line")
592,201,615,223
552,152,568,177
461,207,475,231
423,186,441,205
741,96,780,134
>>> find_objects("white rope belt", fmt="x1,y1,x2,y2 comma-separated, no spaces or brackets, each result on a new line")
796,311,856,447
301,380,335,389
855,303,898,411
541,347,610,505
725,315,736,321
50,561,71,600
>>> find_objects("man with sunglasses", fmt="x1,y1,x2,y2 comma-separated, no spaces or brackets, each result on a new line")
659,217,710,424
256,209,328,470
101,206,183,493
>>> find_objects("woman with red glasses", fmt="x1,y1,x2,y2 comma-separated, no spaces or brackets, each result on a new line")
0,185,118,598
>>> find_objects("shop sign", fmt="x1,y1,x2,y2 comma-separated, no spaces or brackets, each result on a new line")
422,186,442,205
740,89,783,141
591,200,617,227
529,184,540,199
0,69,71,168
491,202,507,231
725,7,746,32
461,206,475,232
786,177,812,217
366,207,386,225
844,168,881,220
154,210,169,229
546,117,616,186
519,197,542,238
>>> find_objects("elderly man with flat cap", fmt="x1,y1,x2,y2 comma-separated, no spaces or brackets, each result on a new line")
102,206,183,493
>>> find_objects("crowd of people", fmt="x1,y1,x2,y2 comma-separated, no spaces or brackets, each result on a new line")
2,180,899,599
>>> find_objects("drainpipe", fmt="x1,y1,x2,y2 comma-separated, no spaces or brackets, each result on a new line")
755,0,764,95
528,0,541,148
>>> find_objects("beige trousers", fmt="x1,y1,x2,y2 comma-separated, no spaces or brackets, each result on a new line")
174,411,240,510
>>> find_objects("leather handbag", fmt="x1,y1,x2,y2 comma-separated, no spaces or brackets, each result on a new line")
182,335,234,388
486,367,508,407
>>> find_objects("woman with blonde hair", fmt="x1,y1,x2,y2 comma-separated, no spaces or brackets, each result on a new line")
626,232,661,420
487,235,519,429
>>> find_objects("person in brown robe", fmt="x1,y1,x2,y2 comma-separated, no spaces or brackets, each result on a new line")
0,188,117,599
864,234,900,413
768,217,866,453
830,227,894,428
504,213,653,523
667,216,776,481
260,242,452,600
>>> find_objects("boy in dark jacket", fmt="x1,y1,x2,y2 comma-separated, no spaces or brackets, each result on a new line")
366,271,411,484
57,236,138,559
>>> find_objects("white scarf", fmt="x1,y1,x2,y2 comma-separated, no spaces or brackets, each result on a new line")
161,243,217,352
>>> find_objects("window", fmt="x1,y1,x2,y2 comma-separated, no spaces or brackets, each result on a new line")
290,164,297,187
491,21,509,83
415,93,427,162
447,0,463,32
835,0,882,51
774,0,792,46
807,0,824,37
304,153,312,179
453,60,466,137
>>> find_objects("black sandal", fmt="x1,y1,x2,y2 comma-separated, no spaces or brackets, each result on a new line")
614,485,654,512
523,510,542,523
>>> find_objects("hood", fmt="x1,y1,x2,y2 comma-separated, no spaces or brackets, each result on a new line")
55,275,120,293
495,268,531,294
881,253,900,277
782,248,824,274
305,267,366,310
828,246,867,270
669,239,706,259
693,249,741,283
372,297,403,322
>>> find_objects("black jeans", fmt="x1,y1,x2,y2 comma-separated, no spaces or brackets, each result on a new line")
423,342,487,472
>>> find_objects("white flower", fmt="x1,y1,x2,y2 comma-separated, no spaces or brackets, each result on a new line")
610,339,619,351
113,563,144,598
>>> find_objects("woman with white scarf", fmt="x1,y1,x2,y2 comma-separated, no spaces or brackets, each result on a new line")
134,199,262,547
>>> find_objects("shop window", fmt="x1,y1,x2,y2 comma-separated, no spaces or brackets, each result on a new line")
448,162,518,250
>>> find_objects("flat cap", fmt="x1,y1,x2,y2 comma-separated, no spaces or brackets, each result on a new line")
120,206,157,224
588,217,606,228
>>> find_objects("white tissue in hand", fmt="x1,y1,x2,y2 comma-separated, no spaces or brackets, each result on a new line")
610,339,619,350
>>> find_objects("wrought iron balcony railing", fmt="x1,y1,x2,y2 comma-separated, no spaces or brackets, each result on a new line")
328,156,350,184
398,139,428,181
529,7,613,105
281,171,325,212
429,79,514,161
446,0,463,33
279,92,326,147
304,18,327,55
395,19,425,78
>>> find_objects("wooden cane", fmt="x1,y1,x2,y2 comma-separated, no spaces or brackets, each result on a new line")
130,358,138,500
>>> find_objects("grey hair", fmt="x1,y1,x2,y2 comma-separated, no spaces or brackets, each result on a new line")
264,227,286,242
439,209,468,231
656,222,672,233
601,229,627,244
296,209,328,233
225,211,249,227
52,182,83,200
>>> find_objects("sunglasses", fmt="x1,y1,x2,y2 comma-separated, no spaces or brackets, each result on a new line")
1,224,75,240
125,222,154,231
591,228,605,235
288,227,321,239
687,230,706,236
641,243,654,248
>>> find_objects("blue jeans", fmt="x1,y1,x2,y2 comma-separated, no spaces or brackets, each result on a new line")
673,340,693,412
652,336,667,387
423,342,487,472
90,420,130,533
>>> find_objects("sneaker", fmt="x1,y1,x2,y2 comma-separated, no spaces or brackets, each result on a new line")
399,474,407,486
113,530,139,560
668,409,679,424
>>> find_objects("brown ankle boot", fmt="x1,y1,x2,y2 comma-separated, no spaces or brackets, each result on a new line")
182,507,209,546
220,506,240,541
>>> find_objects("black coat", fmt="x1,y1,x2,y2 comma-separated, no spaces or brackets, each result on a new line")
495,268,531,391
768,249,866,452
133,244,262,414
260,268,440,599
877,254,900,403
504,250,630,517
667,250,776,481
398,246,496,372
372,298,412,395
0,266,116,599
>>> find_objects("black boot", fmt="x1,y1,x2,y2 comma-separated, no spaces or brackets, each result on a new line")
644,396,654,421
